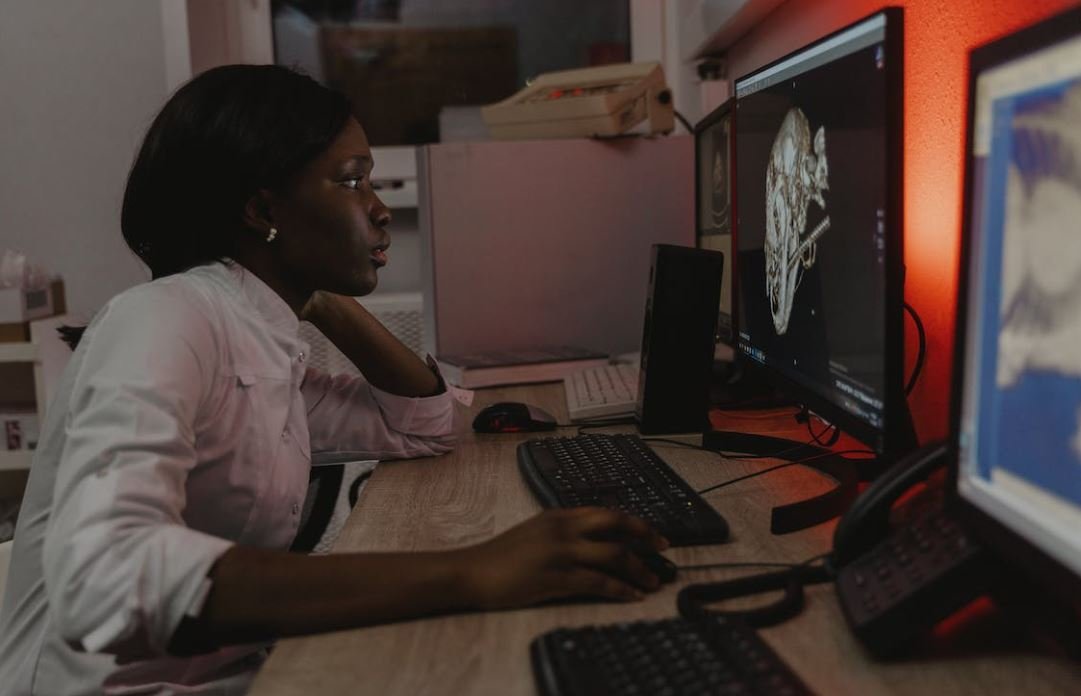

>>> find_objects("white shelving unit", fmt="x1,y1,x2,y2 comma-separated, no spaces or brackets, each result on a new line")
0,315,69,472
0,329,38,470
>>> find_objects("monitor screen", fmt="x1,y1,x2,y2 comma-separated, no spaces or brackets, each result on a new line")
955,10,1081,587
733,10,906,452
695,100,734,345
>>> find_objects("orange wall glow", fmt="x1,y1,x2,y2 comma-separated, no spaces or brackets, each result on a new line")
727,0,1080,442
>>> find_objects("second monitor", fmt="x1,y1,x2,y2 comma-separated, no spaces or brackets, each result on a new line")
733,7,915,459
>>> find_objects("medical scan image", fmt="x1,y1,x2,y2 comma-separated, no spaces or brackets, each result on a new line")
764,107,830,335
993,79,1081,468
711,150,731,228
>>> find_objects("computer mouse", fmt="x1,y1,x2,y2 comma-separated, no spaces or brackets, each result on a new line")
472,401,558,433
635,545,678,584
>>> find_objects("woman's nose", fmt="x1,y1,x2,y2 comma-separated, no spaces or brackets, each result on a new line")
372,198,391,228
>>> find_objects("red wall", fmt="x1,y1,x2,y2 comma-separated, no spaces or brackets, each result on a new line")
726,0,1080,442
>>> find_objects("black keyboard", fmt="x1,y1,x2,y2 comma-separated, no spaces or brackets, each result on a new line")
517,434,729,546
530,614,815,696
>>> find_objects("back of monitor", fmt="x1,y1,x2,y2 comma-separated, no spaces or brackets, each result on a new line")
418,136,693,357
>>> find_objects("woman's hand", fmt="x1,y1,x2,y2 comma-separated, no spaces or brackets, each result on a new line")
298,290,441,397
299,290,332,324
456,508,670,609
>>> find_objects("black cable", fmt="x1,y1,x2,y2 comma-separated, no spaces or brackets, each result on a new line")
677,550,832,574
695,448,875,496
707,435,824,462
904,301,926,395
674,109,694,134
641,437,718,455
575,417,638,434
805,414,840,447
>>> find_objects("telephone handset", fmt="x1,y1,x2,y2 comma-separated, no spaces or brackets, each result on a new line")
677,441,985,653
831,441,950,567
831,441,990,656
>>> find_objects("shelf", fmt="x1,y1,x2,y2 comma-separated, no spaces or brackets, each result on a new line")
0,450,33,471
680,0,788,58
0,342,37,363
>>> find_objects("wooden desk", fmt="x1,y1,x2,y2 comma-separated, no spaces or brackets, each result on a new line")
250,383,1080,695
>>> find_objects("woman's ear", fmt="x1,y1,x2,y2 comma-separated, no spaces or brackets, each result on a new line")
242,189,275,234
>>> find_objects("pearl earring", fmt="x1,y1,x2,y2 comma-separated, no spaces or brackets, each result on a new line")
266,227,278,243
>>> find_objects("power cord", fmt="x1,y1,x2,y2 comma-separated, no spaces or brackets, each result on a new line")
695,448,875,496
677,550,832,574
674,109,694,134
575,417,638,434
795,406,840,447
904,301,926,395
640,437,720,456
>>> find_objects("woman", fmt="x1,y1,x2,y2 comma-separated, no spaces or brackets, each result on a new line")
0,65,666,695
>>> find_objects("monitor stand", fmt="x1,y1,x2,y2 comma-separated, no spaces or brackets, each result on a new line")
702,430,859,534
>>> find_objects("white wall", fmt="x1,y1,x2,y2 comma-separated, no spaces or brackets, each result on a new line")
0,0,175,319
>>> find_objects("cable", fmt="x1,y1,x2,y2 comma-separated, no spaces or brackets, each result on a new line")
706,435,826,461
695,448,875,496
575,417,638,434
804,414,840,448
677,550,832,574
641,437,718,455
696,461,798,495
904,301,926,395
674,109,694,134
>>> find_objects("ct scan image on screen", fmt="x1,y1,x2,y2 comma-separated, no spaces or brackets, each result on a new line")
697,107,734,343
961,52,1081,563
698,113,732,238
736,35,889,429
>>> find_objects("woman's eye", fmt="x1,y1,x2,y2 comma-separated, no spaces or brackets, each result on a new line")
342,176,363,190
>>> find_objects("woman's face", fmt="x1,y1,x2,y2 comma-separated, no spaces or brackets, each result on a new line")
269,118,391,298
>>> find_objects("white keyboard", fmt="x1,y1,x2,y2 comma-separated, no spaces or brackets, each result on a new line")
564,363,640,421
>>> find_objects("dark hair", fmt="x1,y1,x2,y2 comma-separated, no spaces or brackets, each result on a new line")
61,65,352,349
123,64,352,278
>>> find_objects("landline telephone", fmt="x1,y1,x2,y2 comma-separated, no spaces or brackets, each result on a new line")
481,62,674,140
677,441,989,656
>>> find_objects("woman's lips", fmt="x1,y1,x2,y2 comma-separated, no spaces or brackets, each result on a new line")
371,247,388,268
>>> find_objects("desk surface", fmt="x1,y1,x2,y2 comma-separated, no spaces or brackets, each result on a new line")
249,383,1080,695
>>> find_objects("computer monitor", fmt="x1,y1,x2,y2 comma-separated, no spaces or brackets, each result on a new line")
695,99,735,347
733,8,913,457
951,5,1081,614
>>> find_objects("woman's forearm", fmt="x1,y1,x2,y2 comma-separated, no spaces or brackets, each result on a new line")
190,546,473,647
171,509,668,654
303,292,440,396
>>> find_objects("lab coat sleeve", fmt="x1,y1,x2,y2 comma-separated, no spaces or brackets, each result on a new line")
42,283,234,658
301,361,457,460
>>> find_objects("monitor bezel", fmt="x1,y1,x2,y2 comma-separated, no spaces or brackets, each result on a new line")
731,7,907,455
947,4,1081,612
694,97,737,345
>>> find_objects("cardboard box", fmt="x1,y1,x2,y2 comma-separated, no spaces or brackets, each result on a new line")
0,279,66,339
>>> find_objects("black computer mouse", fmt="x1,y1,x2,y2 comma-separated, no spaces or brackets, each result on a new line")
635,545,678,584
472,401,558,433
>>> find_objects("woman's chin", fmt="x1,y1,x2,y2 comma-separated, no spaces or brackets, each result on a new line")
350,271,379,297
